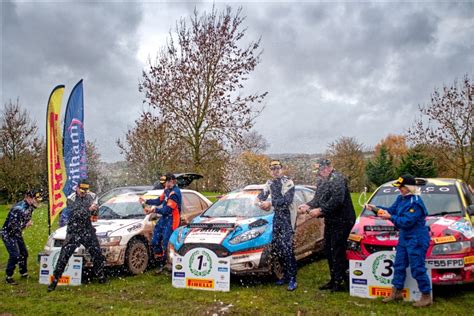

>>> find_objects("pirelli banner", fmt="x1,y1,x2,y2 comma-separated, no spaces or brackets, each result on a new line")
349,251,432,302
172,247,230,292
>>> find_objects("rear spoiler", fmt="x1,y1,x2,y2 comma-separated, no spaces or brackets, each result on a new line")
188,222,235,229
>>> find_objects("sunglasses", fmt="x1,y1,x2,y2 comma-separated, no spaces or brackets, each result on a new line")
270,167,281,171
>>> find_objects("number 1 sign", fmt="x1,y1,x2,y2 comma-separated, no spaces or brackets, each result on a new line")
349,251,432,302
172,247,230,292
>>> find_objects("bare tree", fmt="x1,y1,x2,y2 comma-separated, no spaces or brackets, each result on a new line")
408,75,473,183
0,99,44,201
327,136,366,192
140,6,267,173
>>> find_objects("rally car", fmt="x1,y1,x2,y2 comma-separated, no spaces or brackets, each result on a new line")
347,178,474,285
168,185,324,278
42,189,212,274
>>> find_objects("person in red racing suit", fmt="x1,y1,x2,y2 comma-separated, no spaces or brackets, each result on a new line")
366,174,432,308
140,173,182,273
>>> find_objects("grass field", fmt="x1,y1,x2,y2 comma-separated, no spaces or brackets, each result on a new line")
0,194,473,315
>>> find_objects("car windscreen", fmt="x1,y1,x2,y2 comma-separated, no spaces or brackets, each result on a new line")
363,185,463,217
98,195,145,219
202,190,271,218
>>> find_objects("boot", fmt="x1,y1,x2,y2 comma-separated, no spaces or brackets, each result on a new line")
287,278,297,291
47,277,59,292
382,287,403,303
413,293,432,308
5,277,18,285
318,280,334,290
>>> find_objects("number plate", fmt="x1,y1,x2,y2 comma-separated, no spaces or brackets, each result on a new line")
426,259,464,269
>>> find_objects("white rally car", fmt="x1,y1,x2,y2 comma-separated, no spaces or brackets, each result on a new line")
41,188,211,274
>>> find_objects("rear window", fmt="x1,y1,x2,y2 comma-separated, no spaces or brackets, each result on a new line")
364,185,463,217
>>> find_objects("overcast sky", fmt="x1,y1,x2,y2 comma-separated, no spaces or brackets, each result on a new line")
1,0,473,162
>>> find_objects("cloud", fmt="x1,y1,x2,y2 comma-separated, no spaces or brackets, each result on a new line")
1,1,473,162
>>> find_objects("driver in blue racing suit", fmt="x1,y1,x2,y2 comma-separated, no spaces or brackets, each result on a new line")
366,174,432,308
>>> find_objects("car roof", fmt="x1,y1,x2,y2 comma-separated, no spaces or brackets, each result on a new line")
243,184,314,191
380,178,460,187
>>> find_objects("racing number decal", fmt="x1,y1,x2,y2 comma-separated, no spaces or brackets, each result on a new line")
189,250,213,277
381,259,393,277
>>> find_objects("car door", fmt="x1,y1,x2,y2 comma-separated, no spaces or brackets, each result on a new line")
181,192,208,225
293,188,325,258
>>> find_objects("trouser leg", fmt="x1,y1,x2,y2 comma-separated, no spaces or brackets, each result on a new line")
408,239,431,294
392,244,409,290
82,234,105,279
53,238,79,280
324,226,334,282
2,235,20,277
17,236,28,275
151,223,164,257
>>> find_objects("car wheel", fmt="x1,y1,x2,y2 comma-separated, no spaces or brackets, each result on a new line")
124,239,149,275
272,259,284,280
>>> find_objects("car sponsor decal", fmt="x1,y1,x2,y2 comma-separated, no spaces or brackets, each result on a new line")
439,272,462,281
353,270,363,276
174,272,185,278
186,278,214,289
433,218,456,227
349,234,363,242
41,270,49,275
51,275,70,285
175,264,183,270
352,278,367,285
127,223,142,232
448,221,473,239
464,256,474,265
432,236,456,244
375,233,398,241
426,258,464,269
218,267,228,272
369,286,409,299
185,228,229,244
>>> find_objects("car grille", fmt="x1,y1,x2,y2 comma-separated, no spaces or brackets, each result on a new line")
53,239,64,247
364,244,395,254
178,243,231,257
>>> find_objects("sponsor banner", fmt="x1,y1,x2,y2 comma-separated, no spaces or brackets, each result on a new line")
172,247,230,292
39,249,82,286
63,79,87,197
349,251,432,302
185,228,229,244
433,236,456,244
46,85,67,225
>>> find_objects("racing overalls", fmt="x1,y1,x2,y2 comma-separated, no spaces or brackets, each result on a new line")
378,194,431,294
1,200,35,277
53,191,105,281
145,185,182,261
258,176,297,281
307,170,356,285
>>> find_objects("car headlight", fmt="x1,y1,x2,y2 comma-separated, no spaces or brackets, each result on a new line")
431,241,471,255
97,236,122,246
229,226,267,244
177,228,189,244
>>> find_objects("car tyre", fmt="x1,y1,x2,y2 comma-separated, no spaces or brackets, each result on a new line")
272,258,284,280
124,239,149,275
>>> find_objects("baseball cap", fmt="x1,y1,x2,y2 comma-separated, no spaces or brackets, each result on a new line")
392,174,416,187
26,190,42,201
78,179,90,193
269,160,282,169
164,173,176,181
159,175,167,184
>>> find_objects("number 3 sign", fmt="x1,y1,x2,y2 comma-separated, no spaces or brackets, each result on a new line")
349,251,432,302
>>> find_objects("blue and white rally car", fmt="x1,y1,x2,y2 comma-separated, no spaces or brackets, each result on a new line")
168,185,324,277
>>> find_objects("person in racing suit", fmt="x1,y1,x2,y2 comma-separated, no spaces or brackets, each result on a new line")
48,180,106,292
1,190,42,285
140,173,182,273
366,174,432,307
256,160,297,291
298,158,356,292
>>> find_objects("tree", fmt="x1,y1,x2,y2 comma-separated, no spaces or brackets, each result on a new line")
85,140,103,192
327,136,366,192
117,111,180,185
398,145,437,178
366,144,396,187
407,75,473,184
140,6,267,173
374,134,408,167
225,151,270,191
0,99,44,201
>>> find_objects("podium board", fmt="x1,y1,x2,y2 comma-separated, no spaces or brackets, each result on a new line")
349,251,432,301
172,247,230,292
39,249,83,286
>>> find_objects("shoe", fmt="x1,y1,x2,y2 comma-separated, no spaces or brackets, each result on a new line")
413,293,432,308
319,280,334,290
330,282,345,292
5,277,18,285
20,273,29,279
47,278,58,292
275,278,287,286
98,276,108,284
382,287,403,303
287,278,297,291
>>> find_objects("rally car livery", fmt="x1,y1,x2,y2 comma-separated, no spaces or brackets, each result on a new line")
347,178,474,285
42,189,211,274
168,185,324,277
